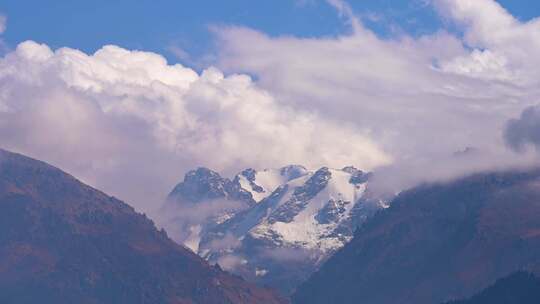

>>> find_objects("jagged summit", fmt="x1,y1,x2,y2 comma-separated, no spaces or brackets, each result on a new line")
170,167,226,202
169,167,254,205
168,165,314,206
342,166,372,184
280,165,309,181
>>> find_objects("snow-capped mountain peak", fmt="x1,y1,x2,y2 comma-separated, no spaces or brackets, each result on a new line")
164,164,384,294
245,167,373,252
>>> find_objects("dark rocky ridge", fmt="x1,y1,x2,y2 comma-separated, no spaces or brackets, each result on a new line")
169,167,254,205
0,149,286,304
444,271,540,304
294,169,540,304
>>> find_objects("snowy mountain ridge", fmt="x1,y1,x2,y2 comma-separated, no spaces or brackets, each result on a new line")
164,164,385,293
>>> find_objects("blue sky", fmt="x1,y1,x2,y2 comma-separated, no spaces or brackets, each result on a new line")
1,0,539,65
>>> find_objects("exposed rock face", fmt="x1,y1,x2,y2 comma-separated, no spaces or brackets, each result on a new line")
0,149,286,304
294,170,540,304
165,165,383,294
164,167,256,252
169,167,255,205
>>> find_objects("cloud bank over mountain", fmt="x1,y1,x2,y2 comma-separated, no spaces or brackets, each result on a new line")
0,41,388,213
1,0,540,213
214,0,540,191
505,105,540,152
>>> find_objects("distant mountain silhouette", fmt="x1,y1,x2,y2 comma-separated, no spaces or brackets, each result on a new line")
0,149,286,304
444,271,540,304
294,170,540,304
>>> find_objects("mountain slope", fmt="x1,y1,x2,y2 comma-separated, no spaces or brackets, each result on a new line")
293,170,540,304
443,271,540,304
165,165,383,294
0,149,286,304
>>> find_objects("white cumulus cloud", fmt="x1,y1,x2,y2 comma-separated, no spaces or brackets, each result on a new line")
0,41,390,213
214,0,540,192
436,0,540,84
2,0,540,213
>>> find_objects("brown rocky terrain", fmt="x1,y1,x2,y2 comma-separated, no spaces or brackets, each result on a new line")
294,170,540,304
0,149,287,304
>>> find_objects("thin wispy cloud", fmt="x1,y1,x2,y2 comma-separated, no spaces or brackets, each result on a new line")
326,0,363,32
0,14,6,34
0,14,7,54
